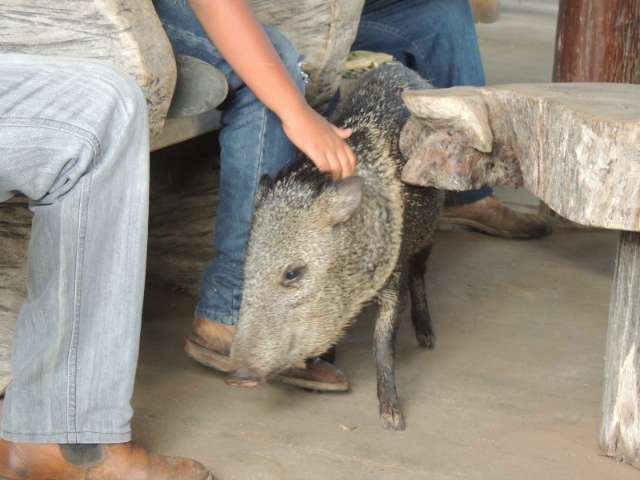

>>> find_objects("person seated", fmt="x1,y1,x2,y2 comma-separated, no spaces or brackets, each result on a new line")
0,54,212,479
153,0,355,392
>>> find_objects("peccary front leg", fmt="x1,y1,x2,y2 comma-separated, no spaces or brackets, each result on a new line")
409,245,435,349
374,272,405,431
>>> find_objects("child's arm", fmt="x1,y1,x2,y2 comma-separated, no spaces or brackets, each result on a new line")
188,0,356,179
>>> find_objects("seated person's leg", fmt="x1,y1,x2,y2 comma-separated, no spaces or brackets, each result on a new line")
155,1,303,328
355,0,549,239
154,1,349,390
0,54,210,479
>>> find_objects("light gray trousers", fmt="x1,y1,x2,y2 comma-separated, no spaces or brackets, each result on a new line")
0,54,149,444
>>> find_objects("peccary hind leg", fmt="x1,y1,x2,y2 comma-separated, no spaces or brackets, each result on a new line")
374,273,405,431
409,245,435,349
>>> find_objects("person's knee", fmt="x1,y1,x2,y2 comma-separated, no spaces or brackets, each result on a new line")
74,63,149,179
264,27,306,93
97,65,147,128
72,62,148,139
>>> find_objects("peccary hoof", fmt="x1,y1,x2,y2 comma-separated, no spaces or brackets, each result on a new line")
380,406,406,431
416,332,436,350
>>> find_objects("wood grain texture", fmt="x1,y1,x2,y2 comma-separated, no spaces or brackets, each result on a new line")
553,0,640,84
401,82,640,231
0,199,31,395
147,156,218,296
0,0,177,142
600,232,640,467
542,0,640,226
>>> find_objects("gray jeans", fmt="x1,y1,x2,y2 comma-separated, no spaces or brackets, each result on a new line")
0,54,149,444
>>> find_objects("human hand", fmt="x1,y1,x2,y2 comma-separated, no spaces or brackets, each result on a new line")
281,104,357,180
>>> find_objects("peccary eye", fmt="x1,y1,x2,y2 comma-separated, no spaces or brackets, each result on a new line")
282,265,307,286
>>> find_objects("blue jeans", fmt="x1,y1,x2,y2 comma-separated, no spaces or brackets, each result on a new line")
0,55,149,443
356,0,493,205
153,1,305,325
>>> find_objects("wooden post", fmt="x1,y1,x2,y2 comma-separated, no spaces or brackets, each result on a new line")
553,0,640,84
600,232,640,466
554,0,640,466
540,0,640,224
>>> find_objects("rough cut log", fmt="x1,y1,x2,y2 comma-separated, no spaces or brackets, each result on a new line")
147,153,218,297
553,0,640,84
401,82,640,231
0,199,31,394
0,0,177,143
402,80,640,469
541,0,640,225
600,232,640,467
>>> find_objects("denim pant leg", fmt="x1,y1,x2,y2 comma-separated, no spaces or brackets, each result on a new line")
0,54,149,443
154,0,304,325
357,0,492,205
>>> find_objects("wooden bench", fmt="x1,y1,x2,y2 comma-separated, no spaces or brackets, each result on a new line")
401,83,640,467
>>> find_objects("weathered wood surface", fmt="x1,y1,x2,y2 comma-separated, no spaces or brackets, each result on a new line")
600,232,640,467
401,82,640,231
0,199,30,396
147,154,218,296
0,0,177,143
541,0,640,226
553,0,640,84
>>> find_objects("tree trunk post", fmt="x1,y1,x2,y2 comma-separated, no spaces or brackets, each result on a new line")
540,0,640,224
600,232,640,466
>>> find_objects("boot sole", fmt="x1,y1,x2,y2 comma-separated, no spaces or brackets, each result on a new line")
440,216,549,239
185,337,233,373
275,374,350,393
185,338,350,392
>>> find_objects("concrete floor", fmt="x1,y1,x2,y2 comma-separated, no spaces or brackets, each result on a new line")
136,230,631,479
3,3,637,479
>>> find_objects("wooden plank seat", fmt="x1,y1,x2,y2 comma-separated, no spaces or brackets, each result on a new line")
153,55,227,150
400,83,640,467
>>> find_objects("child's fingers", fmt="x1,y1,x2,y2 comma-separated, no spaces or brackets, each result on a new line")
325,151,343,180
345,145,357,171
337,149,354,178
334,126,353,139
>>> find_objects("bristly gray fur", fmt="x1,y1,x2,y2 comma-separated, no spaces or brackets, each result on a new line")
231,63,444,430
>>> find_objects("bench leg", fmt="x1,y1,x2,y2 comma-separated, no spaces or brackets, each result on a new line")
600,231,640,467
0,199,30,395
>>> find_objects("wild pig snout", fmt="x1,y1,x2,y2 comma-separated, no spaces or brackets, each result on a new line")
225,368,261,388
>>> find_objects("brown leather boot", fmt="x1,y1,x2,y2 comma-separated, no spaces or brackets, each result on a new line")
471,0,500,23
185,317,350,392
441,196,551,239
0,439,213,480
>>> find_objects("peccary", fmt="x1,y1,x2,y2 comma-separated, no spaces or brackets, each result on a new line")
230,63,444,430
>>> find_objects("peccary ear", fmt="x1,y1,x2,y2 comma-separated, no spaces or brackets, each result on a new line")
320,175,364,226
